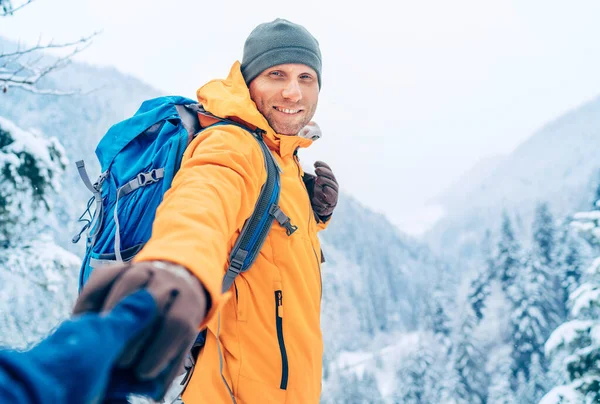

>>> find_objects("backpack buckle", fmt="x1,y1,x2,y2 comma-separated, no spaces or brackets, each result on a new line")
269,205,298,236
136,169,160,187
93,171,108,192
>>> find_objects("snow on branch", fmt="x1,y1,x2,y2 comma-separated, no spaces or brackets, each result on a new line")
540,385,584,404
570,282,600,317
572,211,600,222
545,320,594,356
0,0,35,17
0,32,99,95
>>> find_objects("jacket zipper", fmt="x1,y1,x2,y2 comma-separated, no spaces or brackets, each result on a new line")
275,290,289,390
293,152,323,299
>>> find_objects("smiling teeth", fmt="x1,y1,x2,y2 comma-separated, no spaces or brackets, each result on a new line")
276,107,299,114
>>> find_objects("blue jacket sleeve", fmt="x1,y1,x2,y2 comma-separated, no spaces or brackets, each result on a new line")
0,349,64,403
0,290,157,404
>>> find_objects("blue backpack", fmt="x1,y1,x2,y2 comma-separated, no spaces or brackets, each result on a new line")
73,94,297,301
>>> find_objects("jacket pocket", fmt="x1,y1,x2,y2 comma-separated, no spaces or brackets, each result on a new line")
275,289,288,390
234,275,249,322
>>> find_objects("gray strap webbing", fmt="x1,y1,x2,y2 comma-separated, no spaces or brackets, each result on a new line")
176,104,201,138
269,205,289,225
113,186,126,262
88,245,140,268
222,249,248,294
89,257,117,268
114,168,164,262
76,160,97,194
217,313,238,404
268,205,297,236
76,160,105,247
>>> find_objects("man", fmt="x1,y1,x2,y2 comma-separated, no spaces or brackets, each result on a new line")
0,290,158,404
74,18,338,404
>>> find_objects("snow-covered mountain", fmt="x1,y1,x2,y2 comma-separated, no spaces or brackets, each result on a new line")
433,154,507,211
426,95,600,260
321,194,448,348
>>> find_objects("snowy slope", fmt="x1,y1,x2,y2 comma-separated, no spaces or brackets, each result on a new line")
426,95,600,259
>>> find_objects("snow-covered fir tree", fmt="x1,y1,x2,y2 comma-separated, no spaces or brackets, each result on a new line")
466,230,494,324
0,117,80,349
555,221,587,317
541,201,600,403
323,368,383,404
422,286,453,343
451,310,489,404
533,203,567,322
420,333,460,403
515,353,551,403
508,203,562,399
0,117,66,244
359,371,383,403
495,213,522,294
393,338,446,404
533,203,556,267
486,345,516,404
469,263,494,323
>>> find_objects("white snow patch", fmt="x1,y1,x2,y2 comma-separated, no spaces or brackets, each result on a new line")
545,320,594,355
333,332,421,397
539,385,584,404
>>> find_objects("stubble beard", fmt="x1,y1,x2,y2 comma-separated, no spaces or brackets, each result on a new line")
259,101,317,136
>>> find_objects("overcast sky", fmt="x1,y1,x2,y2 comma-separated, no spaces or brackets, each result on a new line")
2,0,600,235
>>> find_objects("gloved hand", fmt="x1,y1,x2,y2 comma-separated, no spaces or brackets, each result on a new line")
10,290,157,404
303,161,339,221
73,261,209,401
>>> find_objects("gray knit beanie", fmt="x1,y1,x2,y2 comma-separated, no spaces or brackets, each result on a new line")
241,18,322,88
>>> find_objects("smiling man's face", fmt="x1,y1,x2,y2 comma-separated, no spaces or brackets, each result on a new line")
248,63,319,136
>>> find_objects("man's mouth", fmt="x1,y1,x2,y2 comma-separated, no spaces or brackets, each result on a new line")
274,106,302,114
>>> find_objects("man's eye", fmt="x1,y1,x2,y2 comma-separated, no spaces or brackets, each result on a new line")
300,74,313,80
269,71,282,77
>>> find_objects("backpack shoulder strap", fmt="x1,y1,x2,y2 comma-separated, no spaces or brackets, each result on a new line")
221,128,282,293
174,104,201,139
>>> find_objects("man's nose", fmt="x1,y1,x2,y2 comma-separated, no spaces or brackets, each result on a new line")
281,80,302,103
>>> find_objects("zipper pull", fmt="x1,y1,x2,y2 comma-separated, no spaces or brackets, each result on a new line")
269,205,298,236
276,290,283,317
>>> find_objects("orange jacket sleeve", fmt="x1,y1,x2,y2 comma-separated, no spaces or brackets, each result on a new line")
134,126,266,326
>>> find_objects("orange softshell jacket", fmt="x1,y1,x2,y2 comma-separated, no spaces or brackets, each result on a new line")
134,61,329,404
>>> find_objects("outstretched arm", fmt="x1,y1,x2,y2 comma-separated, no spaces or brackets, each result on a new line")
134,126,266,321
0,290,156,404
